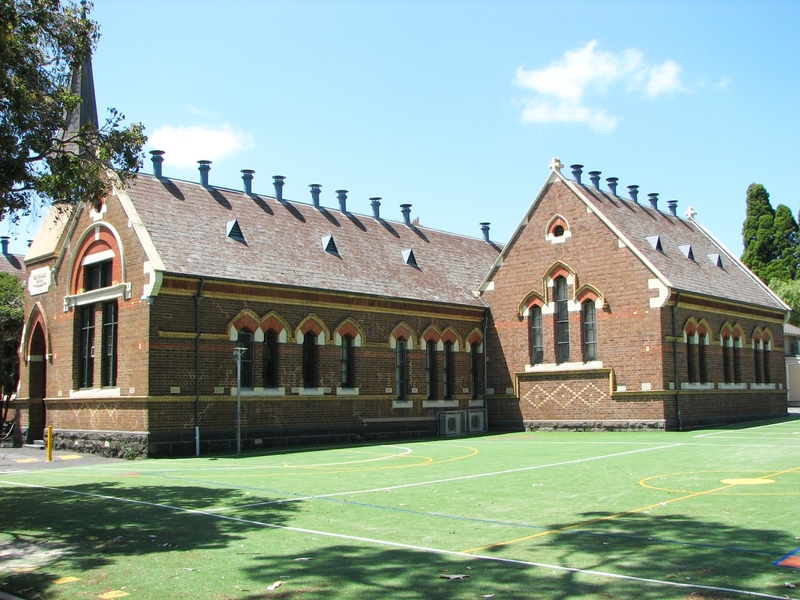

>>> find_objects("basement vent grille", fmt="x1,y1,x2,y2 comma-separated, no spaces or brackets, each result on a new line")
708,253,723,267
678,245,694,260
402,249,419,268
645,235,663,253
322,234,339,256
226,219,246,243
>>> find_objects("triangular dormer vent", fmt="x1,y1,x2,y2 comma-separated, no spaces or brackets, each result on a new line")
402,249,419,269
708,253,723,267
227,219,246,243
678,245,694,260
645,235,663,253
322,234,339,256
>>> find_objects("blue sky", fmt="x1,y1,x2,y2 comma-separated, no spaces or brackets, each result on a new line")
8,0,800,260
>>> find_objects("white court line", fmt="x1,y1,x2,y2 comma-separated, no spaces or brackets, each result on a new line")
208,443,683,512
283,446,413,468
0,479,790,600
694,420,799,438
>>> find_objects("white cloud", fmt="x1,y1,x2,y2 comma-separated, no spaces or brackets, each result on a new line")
716,76,733,90
148,124,254,168
515,40,685,131
645,61,684,96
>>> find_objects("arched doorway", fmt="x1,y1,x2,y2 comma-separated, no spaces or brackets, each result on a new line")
27,322,46,443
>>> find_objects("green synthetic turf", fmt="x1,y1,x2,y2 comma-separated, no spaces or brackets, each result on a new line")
2,418,800,599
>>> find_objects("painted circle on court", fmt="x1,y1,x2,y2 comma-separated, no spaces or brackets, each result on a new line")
640,470,800,496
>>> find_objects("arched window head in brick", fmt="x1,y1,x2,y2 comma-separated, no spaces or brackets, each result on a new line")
421,325,443,350
228,309,261,341
762,328,774,351
696,320,712,344
259,311,290,343
441,327,462,352
66,223,130,307
389,323,416,349
517,290,546,318
23,303,50,363
543,261,576,297
334,318,364,347
296,315,329,345
683,317,698,341
545,214,571,244
751,327,763,348
575,284,604,308
466,329,484,353
685,318,709,384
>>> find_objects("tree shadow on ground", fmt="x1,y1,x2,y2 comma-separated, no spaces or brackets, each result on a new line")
0,481,300,599
236,511,798,600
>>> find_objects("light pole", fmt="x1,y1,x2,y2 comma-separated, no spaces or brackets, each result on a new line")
233,347,247,456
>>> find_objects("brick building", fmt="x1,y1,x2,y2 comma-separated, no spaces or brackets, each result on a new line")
14,65,790,457
482,161,788,431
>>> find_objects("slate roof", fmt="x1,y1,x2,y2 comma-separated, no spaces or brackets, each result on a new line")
567,175,787,311
123,174,501,308
0,252,24,280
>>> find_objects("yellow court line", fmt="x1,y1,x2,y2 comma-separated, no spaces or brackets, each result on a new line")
15,458,39,463
461,464,800,554
57,455,83,461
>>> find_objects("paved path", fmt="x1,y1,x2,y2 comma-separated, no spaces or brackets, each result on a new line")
0,445,123,474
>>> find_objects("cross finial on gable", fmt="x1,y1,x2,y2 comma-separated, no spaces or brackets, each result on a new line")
685,206,697,219
549,157,564,173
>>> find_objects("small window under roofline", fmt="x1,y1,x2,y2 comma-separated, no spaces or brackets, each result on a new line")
645,235,663,253
402,249,419,269
678,245,694,260
227,219,246,243
322,234,339,256
708,253,723,267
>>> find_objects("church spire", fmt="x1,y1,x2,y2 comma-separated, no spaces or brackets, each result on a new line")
60,0,98,155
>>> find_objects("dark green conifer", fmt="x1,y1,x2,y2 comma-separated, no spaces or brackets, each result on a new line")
741,183,776,281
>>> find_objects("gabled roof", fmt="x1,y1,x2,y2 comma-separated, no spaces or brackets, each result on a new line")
483,161,787,313
120,174,501,307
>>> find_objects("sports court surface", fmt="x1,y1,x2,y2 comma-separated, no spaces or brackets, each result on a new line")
1,416,800,599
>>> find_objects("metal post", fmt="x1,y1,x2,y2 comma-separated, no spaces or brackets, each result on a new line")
46,425,53,462
233,347,246,456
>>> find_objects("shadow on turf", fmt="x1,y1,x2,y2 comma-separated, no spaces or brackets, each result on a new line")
231,514,796,599
0,481,300,599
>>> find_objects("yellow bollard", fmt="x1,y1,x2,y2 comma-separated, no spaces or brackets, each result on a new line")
46,425,53,462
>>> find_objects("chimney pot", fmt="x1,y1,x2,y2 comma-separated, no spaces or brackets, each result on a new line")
150,150,165,178
336,190,348,213
588,171,601,189
606,177,619,195
648,193,659,210
370,197,381,219
197,160,211,186
480,222,491,243
241,169,255,195
627,185,639,203
667,199,678,216
570,164,584,185
0,236,8,255
309,184,322,207
400,203,412,226
273,176,285,201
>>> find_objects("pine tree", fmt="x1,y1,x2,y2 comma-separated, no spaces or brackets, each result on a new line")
741,183,776,281
763,204,800,282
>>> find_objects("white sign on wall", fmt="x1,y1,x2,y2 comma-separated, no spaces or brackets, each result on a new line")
28,266,51,296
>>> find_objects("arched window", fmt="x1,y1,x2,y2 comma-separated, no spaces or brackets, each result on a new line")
582,301,597,362
426,339,437,399
237,329,254,389
395,338,408,400
263,329,279,388
78,306,95,389
529,305,543,365
754,336,764,384
101,301,118,387
470,344,480,400
443,341,454,399
340,334,354,388
763,334,772,383
303,333,317,389
698,328,708,384
555,277,570,364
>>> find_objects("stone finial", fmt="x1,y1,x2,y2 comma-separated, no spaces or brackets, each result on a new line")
549,157,564,173
685,206,698,219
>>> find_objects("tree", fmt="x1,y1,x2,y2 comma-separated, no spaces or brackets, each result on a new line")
0,0,146,223
741,183,776,281
0,272,23,427
762,204,800,282
769,278,800,326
